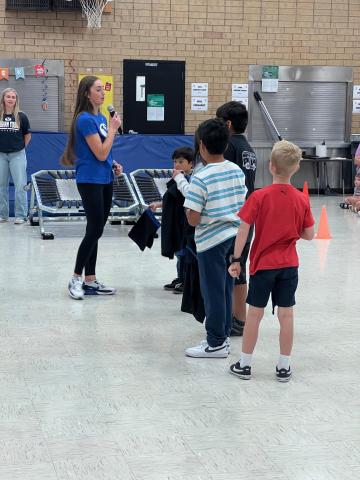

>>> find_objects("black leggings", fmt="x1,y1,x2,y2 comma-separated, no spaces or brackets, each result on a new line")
74,182,113,276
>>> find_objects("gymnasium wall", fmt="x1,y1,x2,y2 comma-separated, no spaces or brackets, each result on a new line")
0,0,359,134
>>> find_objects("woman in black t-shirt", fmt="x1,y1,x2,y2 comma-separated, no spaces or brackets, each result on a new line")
0,88,31,224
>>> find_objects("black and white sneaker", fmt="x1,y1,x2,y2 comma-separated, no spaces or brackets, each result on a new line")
83,280,115,296
229,361,252,380
276,366,292,382
173,282,184,294
230,317,245,336
163,278,179,291
185,340,228,358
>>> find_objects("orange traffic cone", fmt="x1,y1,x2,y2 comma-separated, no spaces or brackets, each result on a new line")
302,181,309,199
315,206,332,239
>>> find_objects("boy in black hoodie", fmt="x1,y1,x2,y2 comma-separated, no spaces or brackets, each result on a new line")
216,101,257,336
150,147,194,293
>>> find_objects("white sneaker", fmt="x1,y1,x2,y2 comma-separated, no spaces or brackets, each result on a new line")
199,337,231,353
0,217,8,223
68,276,84,300
185,339,229,358
14,218,26,224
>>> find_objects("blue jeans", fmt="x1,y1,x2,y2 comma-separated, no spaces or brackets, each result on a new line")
0,149,28,219
197,237,235,347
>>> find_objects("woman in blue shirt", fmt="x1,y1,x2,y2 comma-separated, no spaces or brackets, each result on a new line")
61,76,122,300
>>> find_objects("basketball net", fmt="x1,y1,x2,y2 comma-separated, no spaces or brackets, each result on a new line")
79,0,111,29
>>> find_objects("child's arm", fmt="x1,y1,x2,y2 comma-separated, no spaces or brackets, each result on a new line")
173,171,190,196
228,221,251,278
300,226,315,240
149,201,162,212
186,208,201,227
183,175,207,227
301,201,315,240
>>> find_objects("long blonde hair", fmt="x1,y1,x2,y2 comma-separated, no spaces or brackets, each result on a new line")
61,76,100,166
0,88,20,127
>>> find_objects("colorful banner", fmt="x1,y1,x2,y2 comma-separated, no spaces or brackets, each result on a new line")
34,64,46,77
15,67,25,80
0,68,9,81
79,73,114,124
0,60,46,80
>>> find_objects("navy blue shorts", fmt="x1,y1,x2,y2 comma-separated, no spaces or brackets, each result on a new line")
246,267,298,310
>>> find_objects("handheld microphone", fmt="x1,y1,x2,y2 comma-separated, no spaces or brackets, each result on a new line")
107,105,123,135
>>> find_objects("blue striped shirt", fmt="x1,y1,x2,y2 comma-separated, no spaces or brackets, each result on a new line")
184,160,247,252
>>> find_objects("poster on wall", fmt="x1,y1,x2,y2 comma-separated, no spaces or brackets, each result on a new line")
191,97,208,111
353,85,360,100
191,83,208,97
353,100,360,114
147,94,165,121
262,66,279,93
79,73,114,123
232,83,248,100
238,98,248,109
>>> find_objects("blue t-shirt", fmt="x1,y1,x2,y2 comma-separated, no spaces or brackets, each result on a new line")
75,112,113,184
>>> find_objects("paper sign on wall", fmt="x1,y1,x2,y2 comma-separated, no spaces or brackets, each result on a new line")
191,97,208,111
232,84,248,99
191,83,208,97
238,98,248,109
262,66,279,93
353,100,360,114
353,85,360,100
147,94,164,121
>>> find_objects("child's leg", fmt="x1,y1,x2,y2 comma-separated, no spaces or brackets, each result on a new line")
242,306,264,354
277,306,294,356
347,196,357,207
229,270,274,379
197,238,234,347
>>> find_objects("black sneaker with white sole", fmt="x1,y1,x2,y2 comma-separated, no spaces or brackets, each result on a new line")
276,366,292,382
229,361,252,380
163,278,179,290
173,282,184,294
230,317,245,336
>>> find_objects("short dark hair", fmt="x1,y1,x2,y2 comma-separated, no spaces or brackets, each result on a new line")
197,118,229,155
172,146,194,163
216,101,248,133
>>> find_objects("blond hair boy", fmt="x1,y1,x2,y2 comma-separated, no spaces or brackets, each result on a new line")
228,140,315,381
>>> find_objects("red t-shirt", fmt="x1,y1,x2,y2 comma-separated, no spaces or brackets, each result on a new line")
238,184,315,275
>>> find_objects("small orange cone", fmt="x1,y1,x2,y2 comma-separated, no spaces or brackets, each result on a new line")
315,206,332,239
302,181,309,199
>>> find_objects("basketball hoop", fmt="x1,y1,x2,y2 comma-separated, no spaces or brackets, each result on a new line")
79,0,112,29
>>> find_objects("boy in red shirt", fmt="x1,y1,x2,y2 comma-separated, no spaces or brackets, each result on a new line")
228,140,315,382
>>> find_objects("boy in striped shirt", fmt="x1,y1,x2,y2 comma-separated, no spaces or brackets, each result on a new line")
184,118,247,358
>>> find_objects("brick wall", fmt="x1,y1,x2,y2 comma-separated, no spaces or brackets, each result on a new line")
1,0,360,133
